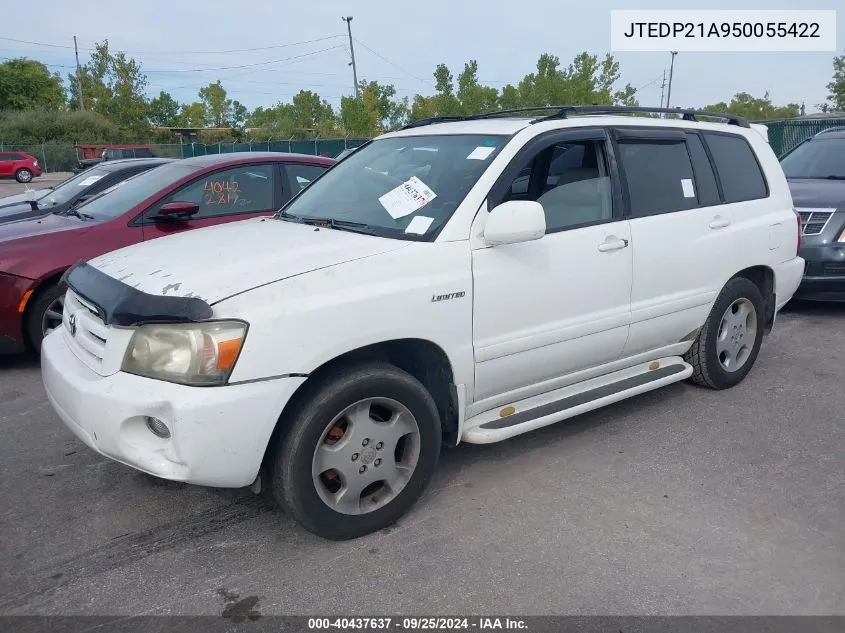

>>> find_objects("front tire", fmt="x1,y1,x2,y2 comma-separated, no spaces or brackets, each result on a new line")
15,168,33,183
269,361,441,540
684,277,765,389
26,283,66,353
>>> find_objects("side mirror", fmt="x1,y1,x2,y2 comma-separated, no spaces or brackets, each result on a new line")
154,201,199,222
482,200,546,246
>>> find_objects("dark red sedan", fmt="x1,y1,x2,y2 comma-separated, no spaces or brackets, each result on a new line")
0,152,334,354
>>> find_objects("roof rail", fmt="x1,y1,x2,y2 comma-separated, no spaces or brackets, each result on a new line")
400,105,750,130
530,105,750,128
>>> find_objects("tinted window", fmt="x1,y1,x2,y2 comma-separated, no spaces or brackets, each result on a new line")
618,141,697,217
285,163,328,193
685,133,720,206
780,138,845,179
703,133,767,202
505,141,612,231
160,164,275,218
80,162,202,220
0,153,23,161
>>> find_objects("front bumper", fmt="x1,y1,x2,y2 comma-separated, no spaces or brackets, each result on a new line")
41,328,306,487
0,272,35,355
796,243,845,302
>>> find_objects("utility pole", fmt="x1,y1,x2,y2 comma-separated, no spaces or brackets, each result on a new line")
665,51,678,111
341,16,359,99
73,35,85,111
659,69,667,110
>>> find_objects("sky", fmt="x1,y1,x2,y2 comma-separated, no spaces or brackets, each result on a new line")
1,0,841,114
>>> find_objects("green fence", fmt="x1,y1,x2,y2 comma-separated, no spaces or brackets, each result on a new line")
0,138,371,173
759,118,845,157
4,120,845,174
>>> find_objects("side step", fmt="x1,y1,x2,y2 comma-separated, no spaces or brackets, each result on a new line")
461,357,692,444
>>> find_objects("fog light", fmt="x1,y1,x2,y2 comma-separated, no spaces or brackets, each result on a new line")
145,416,171,439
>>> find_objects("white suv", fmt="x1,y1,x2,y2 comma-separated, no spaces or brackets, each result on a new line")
42,106,804,540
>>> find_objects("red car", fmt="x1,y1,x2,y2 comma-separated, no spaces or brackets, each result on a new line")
0,151,43,183
0,152,335,354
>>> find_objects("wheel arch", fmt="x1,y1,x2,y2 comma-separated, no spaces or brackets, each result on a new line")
22,270,67,348
261,338,459,475
732,265,775,333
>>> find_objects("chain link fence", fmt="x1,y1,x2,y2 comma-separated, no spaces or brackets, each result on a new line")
756,118,845,157
4,120,845,174
0,138,371,173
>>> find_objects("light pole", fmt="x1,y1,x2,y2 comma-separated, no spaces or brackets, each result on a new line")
342,16,359,98
665,51,678,112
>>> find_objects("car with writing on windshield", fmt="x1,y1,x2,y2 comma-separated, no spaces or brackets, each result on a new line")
0,152,334,354
0,158,171,225
780,126,845,301
39,105,804,541
0,151,43,183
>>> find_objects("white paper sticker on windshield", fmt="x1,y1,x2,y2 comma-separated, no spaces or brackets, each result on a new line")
405,215,435,235
378,176,437,219
467,146,495,160
78,175,105,187
681,178,695,198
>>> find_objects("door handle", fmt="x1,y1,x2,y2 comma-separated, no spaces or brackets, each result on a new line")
597,238,629,252
709,217,731,229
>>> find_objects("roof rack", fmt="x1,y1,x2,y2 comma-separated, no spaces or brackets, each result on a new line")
400,105,750,130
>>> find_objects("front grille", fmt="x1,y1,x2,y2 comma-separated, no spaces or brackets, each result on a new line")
823,262,845,277
63,289,109,370
796,209,835,236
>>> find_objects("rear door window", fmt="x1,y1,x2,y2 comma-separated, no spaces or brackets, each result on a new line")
702,132,768,203
617,140,698,217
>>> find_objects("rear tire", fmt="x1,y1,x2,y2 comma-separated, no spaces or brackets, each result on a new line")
15,168,33,183
268,361,441,540
684,277,765,390
26,283,66,353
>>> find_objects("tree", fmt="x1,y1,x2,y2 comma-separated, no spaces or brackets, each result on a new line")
148,90,180,127
340,81,407,136
67,40,149,132
231,100,250,127
822,51,845,112
0,58,65,110
199,80,232,127
178,102,207,127
247,91,337,138
702,92,800,120
456,60,499,114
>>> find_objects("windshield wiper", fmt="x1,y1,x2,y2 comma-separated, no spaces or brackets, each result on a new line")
823,175,845,180
277,212,379,235
64,208,95,221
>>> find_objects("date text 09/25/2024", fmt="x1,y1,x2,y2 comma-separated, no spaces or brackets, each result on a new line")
307,617,528,630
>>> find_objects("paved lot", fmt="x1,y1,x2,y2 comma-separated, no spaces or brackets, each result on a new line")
0,173,74,199
0,302,842,616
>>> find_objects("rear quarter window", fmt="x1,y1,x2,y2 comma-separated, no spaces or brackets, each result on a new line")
702,132,768,203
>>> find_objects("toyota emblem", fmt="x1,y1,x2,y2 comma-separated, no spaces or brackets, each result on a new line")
68,313,77,336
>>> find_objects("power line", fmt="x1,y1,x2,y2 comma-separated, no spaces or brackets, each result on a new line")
0,34,345,55
352,37,433,87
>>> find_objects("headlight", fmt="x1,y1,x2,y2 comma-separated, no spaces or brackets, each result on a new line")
121,321,247,386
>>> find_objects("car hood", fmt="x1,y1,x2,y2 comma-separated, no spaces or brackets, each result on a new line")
787,179,845,209
89,217,410,304
0,212,87,242
0,200,56,225
0,191,42,207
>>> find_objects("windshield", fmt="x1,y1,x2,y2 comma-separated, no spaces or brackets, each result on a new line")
79,162,200,220
780,138,845,179
37,167,112,206
277,134,508,239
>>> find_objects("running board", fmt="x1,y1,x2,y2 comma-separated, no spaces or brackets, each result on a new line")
462,357,693,444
